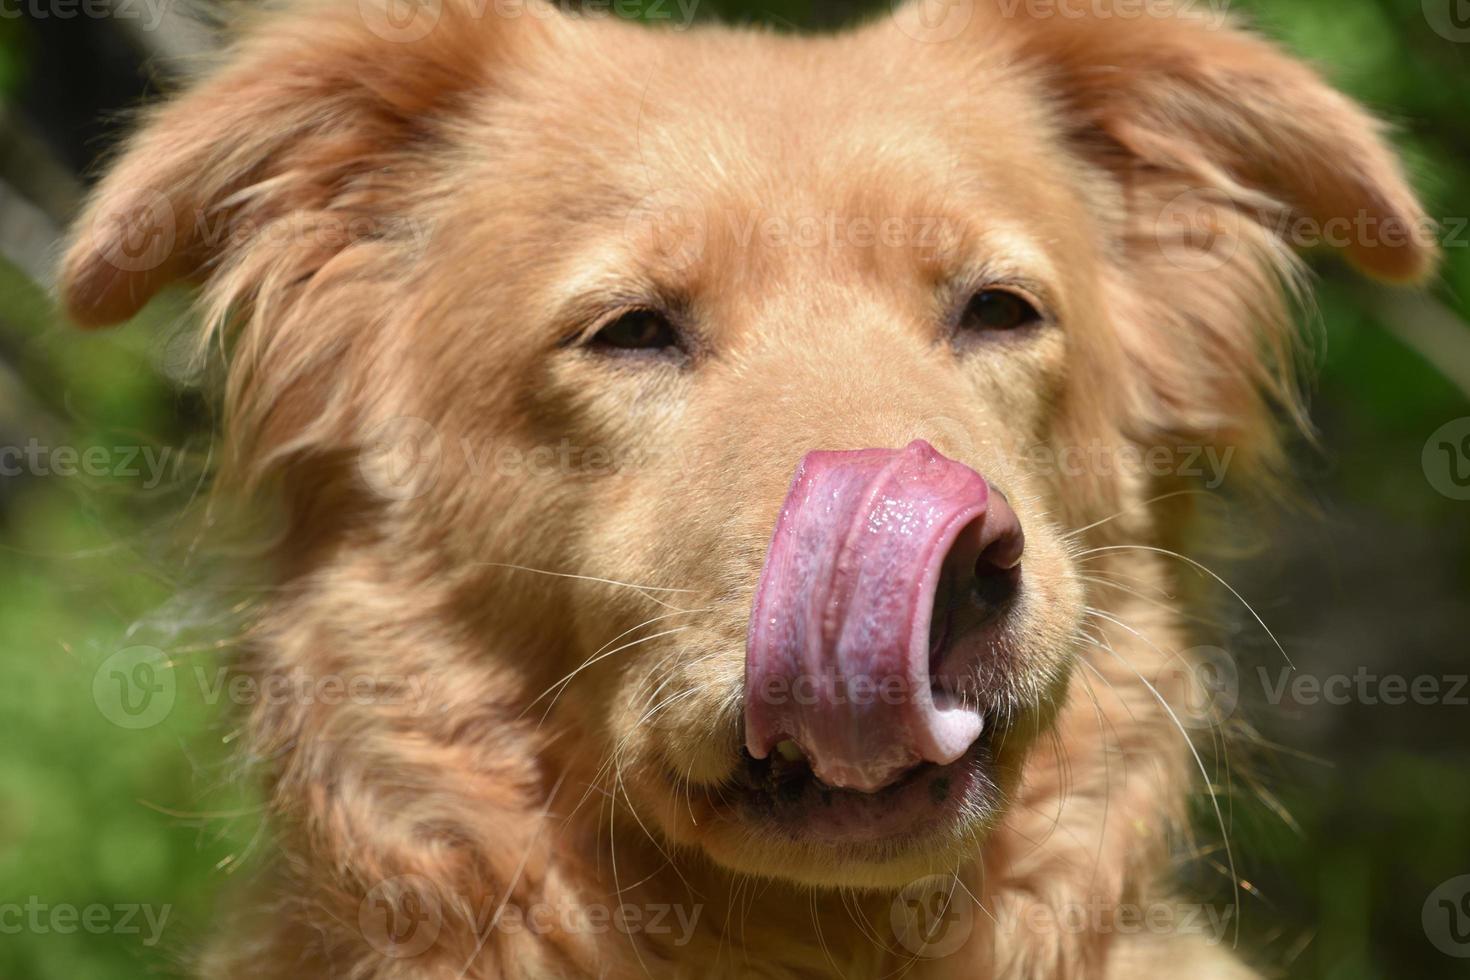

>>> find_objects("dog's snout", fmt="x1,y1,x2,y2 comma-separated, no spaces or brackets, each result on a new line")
743,440,1025,793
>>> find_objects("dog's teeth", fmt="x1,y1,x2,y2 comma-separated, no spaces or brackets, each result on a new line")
774,739,805,762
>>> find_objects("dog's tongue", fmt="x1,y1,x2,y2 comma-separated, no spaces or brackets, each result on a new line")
744,440,997,792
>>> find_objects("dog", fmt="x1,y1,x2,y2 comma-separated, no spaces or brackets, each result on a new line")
60,0,1435,976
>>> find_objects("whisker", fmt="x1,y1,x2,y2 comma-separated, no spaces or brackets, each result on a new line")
1077,544,1294,669
469,560,699,609
1062,489,1213,541
524,623,700,721
1078,615,1241,948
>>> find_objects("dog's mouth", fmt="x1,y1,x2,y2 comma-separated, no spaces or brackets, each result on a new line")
702,725,1002,846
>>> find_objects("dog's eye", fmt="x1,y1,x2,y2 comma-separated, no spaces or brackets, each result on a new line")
959,290,1042,332
590,310,680,353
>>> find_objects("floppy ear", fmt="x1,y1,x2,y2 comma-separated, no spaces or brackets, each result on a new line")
60,1,556,487
1003,3,1436,284
60,0,538,327
981,2,1439,473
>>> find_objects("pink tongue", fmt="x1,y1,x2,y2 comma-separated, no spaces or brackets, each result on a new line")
744,440,996,792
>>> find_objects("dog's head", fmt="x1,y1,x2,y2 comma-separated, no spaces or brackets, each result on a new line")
63,1,1431,888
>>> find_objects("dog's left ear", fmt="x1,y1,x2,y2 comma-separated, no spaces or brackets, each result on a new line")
992,1,1438,284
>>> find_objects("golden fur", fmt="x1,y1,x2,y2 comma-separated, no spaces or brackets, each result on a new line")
61,1,1434,976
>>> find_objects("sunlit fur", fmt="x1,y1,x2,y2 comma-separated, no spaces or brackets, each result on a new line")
62,1,1433,976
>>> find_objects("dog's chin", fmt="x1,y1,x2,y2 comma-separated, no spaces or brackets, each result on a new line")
649,714,1043,890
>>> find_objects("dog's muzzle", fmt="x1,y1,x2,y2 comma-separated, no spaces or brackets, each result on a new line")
743,439,1024,792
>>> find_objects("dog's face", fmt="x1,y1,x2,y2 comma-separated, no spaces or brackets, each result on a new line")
445,28,1097,883
63,2,1431,891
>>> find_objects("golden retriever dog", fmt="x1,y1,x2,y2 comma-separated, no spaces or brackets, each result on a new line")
60,0,1435,976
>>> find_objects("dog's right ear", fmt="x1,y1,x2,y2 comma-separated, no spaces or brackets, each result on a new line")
60,0,552,328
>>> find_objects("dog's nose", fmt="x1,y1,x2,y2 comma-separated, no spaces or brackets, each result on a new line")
743,440,1023,793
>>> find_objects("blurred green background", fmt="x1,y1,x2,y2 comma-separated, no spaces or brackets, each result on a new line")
0,1,1467,977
